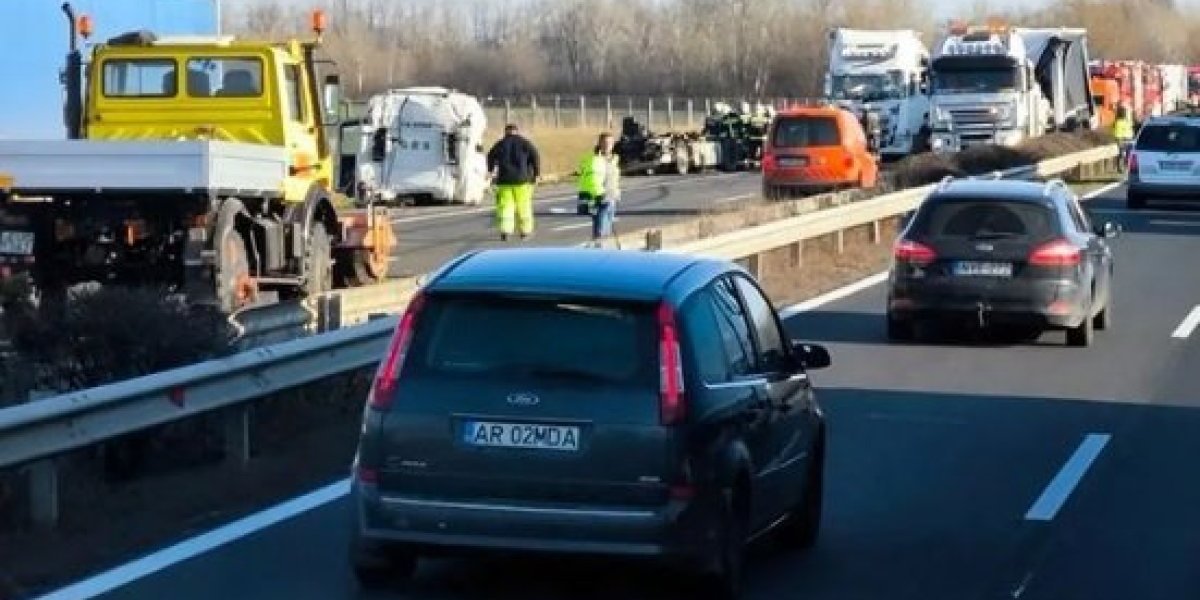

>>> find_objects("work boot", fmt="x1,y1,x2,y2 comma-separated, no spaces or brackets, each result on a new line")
500,233,510,242
519,232,533,242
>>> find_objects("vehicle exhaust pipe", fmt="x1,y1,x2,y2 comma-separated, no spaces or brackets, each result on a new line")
61,2,84,139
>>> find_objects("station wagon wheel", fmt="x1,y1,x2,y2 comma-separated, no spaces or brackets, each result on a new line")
1067,298,1095,347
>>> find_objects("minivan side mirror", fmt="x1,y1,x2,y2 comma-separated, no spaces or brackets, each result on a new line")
791,341,831,371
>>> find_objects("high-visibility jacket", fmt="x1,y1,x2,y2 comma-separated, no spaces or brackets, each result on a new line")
1113,116,1134,141
577,152,606,197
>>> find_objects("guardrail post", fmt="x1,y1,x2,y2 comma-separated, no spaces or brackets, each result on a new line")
645,229,663,251
836,230,845,254
606,96,613,129
530,95,539,126
668,96,675,130
504,98,511,128
554,95,562,128
870,220,882,244
647,97,654,130
745,254,762,279
224,405,252,467
579,95,586,128
789,241,803,267
25,389,58,529
687,98,694,128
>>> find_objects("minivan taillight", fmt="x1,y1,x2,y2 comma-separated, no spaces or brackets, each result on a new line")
762,150,776,172
1029,239,1081,267
657,302,686,426
894,239,937,266
368,291,426,410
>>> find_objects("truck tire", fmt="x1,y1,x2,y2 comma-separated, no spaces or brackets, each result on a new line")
303,225,333,297
217,228,254,313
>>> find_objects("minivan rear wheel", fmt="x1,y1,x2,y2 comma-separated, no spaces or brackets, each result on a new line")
777,431,824,550
699,488,747,600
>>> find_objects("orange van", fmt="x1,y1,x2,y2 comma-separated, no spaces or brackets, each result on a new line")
761,106,879,199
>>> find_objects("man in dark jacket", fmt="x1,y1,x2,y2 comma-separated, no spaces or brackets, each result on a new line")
486,124,541,241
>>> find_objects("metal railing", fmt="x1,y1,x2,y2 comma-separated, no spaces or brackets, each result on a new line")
0,143,1119,527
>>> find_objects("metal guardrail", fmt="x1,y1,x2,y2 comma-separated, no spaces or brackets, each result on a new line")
0,144,1120,526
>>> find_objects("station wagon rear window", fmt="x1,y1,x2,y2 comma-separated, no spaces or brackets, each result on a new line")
406,293,659,387
1136,124,1200,153
102,59,176,97
910,199,1057,240
186,57,265,97
772,116,840,148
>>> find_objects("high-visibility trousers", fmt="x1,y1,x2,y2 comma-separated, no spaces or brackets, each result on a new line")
495,183,535,235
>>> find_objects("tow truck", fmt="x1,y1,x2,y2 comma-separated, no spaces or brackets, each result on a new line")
0,4,394,313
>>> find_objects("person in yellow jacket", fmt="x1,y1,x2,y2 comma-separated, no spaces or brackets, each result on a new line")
1113,104,1135,171
576,133,620,246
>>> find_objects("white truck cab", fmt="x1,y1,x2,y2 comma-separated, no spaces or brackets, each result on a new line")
928,23,1094,154
353,87,489,206
824,28,930,159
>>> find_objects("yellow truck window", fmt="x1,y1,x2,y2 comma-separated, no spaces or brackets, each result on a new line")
186,57,264,98
102,59,177,97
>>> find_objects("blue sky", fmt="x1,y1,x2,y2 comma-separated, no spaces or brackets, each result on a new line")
0,0,218,138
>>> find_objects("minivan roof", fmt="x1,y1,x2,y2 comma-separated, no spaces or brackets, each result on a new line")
429,248,724,302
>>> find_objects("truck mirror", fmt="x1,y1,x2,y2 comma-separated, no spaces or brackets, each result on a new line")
322,74,342,124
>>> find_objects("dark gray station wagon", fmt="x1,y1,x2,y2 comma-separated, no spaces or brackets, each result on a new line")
348,248,831,599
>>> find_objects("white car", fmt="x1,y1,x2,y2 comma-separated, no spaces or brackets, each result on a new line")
1126,115,1200,209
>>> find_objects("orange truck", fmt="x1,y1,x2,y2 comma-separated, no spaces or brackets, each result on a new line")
1090,76,1120,128
761,105,879,199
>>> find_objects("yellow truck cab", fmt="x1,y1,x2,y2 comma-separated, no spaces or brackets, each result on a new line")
0,5,393,312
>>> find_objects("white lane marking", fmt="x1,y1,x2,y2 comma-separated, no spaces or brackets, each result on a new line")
32,480,351,600
389,172,746,225
49,240,886,597
548,207,575,214
780,271,889,318
1171,305,1200,339
715,192,756,204
1148,219,1200,227
1080,181,1122,200
552,222,592,232
1024,433,1111,521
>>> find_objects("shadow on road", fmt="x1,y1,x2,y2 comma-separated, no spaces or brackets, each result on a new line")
788,310,1061,348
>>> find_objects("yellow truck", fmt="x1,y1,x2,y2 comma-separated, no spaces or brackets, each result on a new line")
0,5,393,312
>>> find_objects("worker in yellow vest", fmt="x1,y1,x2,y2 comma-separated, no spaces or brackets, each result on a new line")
1113,104,1135,171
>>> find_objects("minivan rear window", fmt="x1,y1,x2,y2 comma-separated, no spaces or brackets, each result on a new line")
1136,124,1200,153
405,293,658,387
909,199,1058,240
772,116,840,148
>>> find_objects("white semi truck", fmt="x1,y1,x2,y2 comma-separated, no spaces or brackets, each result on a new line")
928,23,1095,153
824,28,930,159
352,87,489,206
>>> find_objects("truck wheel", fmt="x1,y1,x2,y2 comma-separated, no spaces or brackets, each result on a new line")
304,226,333,297
217,229,256,313
335,248,388,287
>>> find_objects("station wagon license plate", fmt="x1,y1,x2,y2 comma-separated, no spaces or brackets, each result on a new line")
953,261,1012,277
0,231,34,256
1159,160,1193,171
462,421,580,452
778,157,809,167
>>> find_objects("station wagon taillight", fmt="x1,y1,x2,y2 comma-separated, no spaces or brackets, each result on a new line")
893,239,937,266
657,302,686,426
1127,152,1139,174
1028,239,1081,267
368,290,426,410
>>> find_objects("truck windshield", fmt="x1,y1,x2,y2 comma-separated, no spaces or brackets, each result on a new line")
831,73,905,102
933,69,1019,94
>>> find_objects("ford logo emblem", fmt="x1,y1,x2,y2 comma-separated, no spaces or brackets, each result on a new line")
507,393,540,407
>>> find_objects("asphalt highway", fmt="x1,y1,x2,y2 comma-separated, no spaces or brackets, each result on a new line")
383,171,762,277
51,183,1200,600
